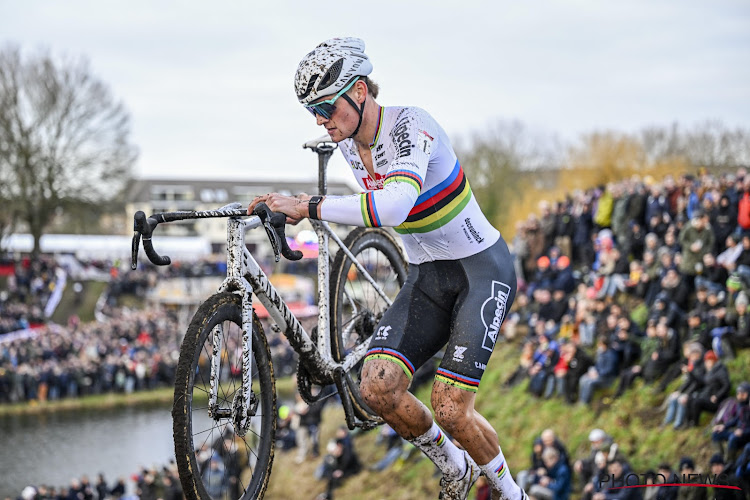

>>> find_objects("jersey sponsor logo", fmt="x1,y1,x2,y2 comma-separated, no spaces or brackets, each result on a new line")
374,151,385,160
376,159,388,167
481,281,512,351
464,218,484,243
474,362,486,371
452,345,467,362
376,144,384,151
374,325,392,341
417,129,433,155
391,118,413,158
363,175,385,190
350,160,365,170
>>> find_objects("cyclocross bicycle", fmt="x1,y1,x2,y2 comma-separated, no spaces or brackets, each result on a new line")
130,136,408,500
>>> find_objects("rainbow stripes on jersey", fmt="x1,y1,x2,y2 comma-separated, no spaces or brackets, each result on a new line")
361,191,382,227
395,160,472,235
435,367,480,393
369,106,385,149
494,461,507,479
360,170,423,227
383,169,423,193
433,429,446,447
364,347,415,379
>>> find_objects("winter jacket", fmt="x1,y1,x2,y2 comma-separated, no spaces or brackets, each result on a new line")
678,222,715,276
695,362,731,402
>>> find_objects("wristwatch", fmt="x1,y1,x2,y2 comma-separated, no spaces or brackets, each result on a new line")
308,196,323,220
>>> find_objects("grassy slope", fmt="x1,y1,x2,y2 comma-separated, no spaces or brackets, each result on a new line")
265,343,750,500
50,279,107,324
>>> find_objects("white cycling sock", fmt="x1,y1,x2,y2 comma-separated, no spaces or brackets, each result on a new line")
409,421,467,480
479,448,523,500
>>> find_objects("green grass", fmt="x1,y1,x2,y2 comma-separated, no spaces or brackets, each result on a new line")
0,387,176,416
0,375,300,418
50,280,107,324
264,343,750,500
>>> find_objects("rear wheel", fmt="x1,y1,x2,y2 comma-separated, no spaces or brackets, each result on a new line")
330,228,408,421
173,292,276,500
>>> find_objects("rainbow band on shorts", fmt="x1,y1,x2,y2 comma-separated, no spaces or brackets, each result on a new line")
364,348,415,379
435,368,480,393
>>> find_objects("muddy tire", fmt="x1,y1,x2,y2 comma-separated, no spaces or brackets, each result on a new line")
173,292,276,500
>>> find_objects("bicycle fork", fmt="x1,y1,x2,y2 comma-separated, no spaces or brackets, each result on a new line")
207,218,258,437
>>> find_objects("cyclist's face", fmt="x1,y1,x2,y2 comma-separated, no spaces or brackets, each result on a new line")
309,83,364,142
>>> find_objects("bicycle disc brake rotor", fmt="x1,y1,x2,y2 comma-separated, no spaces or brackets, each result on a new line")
231,390,258,437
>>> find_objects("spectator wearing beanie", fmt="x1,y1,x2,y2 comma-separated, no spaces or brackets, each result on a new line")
686,350,730,427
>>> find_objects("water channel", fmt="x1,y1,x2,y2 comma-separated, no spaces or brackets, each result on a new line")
0,404,206,497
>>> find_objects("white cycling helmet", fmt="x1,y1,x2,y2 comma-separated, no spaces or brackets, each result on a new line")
294,37,373,105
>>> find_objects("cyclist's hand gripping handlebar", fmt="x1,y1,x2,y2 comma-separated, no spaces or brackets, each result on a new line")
131,211,171,269
253,202,303,262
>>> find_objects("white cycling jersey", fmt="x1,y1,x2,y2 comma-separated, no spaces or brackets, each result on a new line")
320,106,499,264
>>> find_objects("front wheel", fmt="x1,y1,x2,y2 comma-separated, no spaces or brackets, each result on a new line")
330,228,408,421
173,292,276,500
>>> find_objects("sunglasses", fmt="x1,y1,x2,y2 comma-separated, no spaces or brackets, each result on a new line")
305,77,359,119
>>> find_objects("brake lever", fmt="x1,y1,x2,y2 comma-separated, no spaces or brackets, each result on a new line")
253,203,303,262
254,203,282,262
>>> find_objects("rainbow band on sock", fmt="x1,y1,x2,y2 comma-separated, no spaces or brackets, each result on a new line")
364,348,415,379
435,368,480,393
494,461,507,479
433,429,446,447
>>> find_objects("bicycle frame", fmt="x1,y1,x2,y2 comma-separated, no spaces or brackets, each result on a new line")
207,137,394,431
132,137,394,431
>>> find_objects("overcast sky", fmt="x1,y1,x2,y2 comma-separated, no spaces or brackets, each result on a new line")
2,1,749,185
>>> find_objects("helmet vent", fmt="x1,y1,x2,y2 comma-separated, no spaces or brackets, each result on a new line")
319,58,344,90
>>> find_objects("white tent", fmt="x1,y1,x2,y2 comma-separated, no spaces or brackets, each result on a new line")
1,233,212,262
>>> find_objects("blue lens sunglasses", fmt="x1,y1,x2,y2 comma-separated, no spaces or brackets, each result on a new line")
305,77,360,120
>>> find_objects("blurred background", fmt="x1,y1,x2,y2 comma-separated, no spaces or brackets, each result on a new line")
1,1,750,499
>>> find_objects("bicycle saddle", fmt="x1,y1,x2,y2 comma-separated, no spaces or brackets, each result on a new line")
302,134,337,150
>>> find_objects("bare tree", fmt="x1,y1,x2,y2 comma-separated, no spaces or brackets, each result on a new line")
455,120,561,229
640,121,750,171
0,45,137,255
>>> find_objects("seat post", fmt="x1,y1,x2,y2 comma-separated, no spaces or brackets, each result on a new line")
315,144,336,196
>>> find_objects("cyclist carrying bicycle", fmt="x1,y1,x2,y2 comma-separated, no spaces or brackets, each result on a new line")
249,37,526,500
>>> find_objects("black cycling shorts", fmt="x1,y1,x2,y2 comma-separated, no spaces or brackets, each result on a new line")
364,236,517,392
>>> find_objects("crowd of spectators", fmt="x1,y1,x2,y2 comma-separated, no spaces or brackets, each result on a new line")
0,257,62,334
0,307,181,403
515,426,748,500
9,465,182,500
504,169,750,499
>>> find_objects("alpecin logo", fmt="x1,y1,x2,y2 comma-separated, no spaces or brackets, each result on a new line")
481,281,511,352
598,473,742,492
